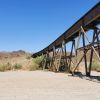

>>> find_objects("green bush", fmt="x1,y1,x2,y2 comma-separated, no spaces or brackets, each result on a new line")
91,62,100,72
29,56,44,71
33,56,44,65
13,63,22,70
29,63,39,71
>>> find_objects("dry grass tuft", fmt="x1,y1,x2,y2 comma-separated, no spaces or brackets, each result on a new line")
91,62,100,72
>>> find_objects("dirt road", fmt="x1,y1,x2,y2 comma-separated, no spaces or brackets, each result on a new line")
0,71,100,100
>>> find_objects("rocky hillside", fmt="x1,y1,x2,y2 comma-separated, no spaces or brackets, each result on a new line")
0,50,26,59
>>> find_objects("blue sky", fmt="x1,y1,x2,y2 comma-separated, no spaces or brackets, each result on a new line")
0,0,99,53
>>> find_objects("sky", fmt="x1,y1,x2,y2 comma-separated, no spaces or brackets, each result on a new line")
0,0,99,53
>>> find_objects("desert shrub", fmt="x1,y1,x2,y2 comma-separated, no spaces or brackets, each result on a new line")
0,62,12,72
91,62,100,72
29,56,44,71
29,63,39,71
33,56,44,66
5,62,12,70
13,63,22,70
26,53,32,60
0,65,5,72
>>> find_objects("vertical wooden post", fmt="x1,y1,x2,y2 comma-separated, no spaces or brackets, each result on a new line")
69,40,74,72
73,39,79,72
88,29,95,76
43,51,49,69
82,29,88,76
42,53,44,70
43,53,46,70
49,51,52,69
53,46,56,57
61,41,64,56
73,39,77,60
96,28,100,57
64,40,68,71
56,42,64,72
47,51,51,69
88,27,100,76
51,46,56,70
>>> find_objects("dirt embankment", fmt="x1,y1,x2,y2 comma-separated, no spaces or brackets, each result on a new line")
0,50,33,70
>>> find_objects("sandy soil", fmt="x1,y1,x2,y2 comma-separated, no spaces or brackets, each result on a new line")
0,71,100,100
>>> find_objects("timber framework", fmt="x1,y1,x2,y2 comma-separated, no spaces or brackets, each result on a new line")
32,2,100,76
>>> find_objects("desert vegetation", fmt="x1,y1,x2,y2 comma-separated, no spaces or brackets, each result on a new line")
29,56,44,71
0,57,44,72
0,62,22,72
0,62,12,72
25,53,32,60
0,50,44,72
0,50,100,72
13,63,22,70
91,62,100,72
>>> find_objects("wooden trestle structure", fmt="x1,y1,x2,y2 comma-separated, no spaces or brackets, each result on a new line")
32,2,100,76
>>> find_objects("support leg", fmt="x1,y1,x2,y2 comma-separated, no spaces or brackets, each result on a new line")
82,32,88,76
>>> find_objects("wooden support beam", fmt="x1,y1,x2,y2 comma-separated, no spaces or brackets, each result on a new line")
76,32,81,49
53,46,56,57
71,32,82,74
69,40,74,72
42,53,44,70
64,40,68,71
50,46,56,71
81,27,88,76
95,28,100,57
43,54,47,70
72,49,88,75
81,26,100,76
73,39,78,63
57,48,62,72
88,29,96,76
81,26,100,61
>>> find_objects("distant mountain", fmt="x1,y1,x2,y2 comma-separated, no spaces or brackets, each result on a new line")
12,50,26,55
0,50,28,59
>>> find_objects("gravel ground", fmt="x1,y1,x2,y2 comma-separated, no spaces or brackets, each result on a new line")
0,71,100,100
